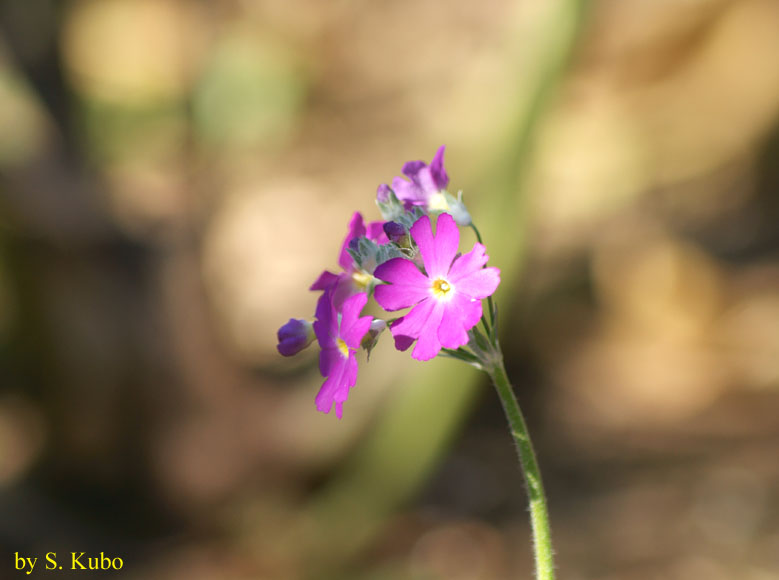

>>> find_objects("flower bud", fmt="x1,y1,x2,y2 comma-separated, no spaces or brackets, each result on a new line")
376,184,393,204
376,184,405,221
361,318,387,360
383,222,408,244
277,318,315,356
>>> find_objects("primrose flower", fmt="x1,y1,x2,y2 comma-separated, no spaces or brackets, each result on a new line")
382,146,472,226
374,213,500,360
391,145,449,205
313,290,373,419
276,318,315,356
311,212,387,307
275,149,558,580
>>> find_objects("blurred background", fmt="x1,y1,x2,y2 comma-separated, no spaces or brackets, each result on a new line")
1,0,778,578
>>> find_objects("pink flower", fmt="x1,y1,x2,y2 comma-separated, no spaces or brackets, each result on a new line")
313,290,373,418
311,212,386,308
377,146,471,225
373,213,500,360
391,145,449,206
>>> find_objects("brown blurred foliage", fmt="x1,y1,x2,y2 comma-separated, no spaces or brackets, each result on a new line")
0,0,778,578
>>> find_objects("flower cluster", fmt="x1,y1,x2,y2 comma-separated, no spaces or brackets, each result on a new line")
277,146,500,418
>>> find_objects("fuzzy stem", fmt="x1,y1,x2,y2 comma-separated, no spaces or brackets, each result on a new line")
486,355,555,580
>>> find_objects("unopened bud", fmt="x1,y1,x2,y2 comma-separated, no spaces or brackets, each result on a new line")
376,184,405,221
382,221,409,246
361,318,387,360
277,318,315,356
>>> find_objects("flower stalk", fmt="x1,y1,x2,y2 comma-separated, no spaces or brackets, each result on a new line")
486,350,555,580
463,301,556,579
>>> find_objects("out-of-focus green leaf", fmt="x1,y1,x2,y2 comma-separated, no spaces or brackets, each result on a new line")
193,34,308,150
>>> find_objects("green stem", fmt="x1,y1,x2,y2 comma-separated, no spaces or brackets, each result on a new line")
487,356,555,580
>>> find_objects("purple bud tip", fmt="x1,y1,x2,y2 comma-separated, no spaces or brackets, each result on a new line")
348,238,361,253
376,184,393,203
382,221,405,242
277,318,314,356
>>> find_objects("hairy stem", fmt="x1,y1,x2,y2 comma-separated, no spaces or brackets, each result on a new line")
487,356,555,580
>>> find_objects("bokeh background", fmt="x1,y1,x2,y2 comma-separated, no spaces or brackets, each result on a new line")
1,0,779,578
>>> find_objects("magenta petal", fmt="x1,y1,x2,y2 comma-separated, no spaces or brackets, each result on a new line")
315,353,359,418
393,334,415,351
374,257,429,287
367,220,388,244
374,281,427,311
322,292,369,349
337,355,358,403
315,373,336,414
317,346,339,384
315,355,349,415
314,292,363,419
431,213,460,274
409,215,434,270
338,212,367,270
343,316,372,349
438,296,482,349
336,355,359,419
390,298,435,343
340,292,367,330
389,298,446,361
373,284,430,312
343,318,373,350
454,293,484,331
414,166,437,195
330,274,358,309
310,270,339,291
429,145,449,190
448,243,489,283
411,301,446,360
313,293,336,348
374,258,430,311
411,213,459,278
401,160,426,178
455,267,501,299
392,176,422,204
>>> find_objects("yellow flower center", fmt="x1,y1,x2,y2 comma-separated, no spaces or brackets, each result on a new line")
337,338,350,358
427,191,449,212
352,270,373,290
431,278,454,301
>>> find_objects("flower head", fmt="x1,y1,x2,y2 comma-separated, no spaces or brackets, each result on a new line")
373,213,500,360
379,146,471,226
313,290,373,418
276,318,315,356
391,145,449,206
